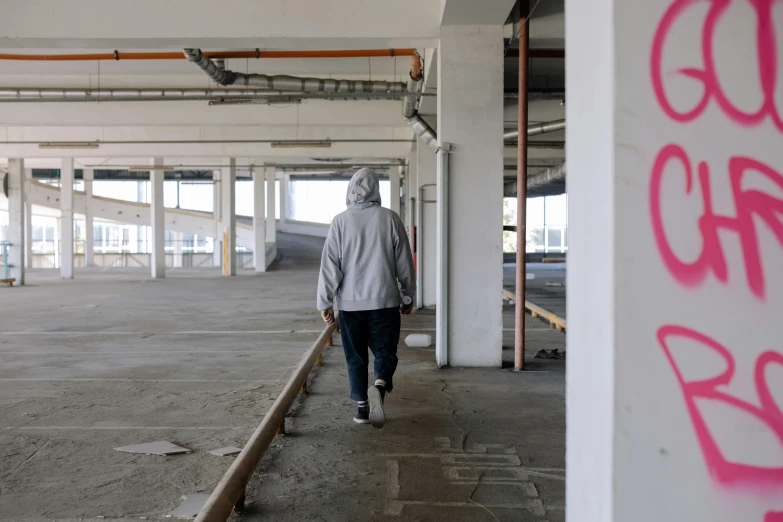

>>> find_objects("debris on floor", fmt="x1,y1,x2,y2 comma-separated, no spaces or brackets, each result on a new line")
166,493,210,518
534,348,565,359
115,441,192,456
207,446,242,457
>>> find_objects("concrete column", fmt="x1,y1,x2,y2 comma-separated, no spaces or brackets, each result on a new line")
173,231,183,268
417,144,437,308
253,167,267,272
60,158,74,279
212,171,222,268
222,159,237,276
389,166,401,215
566,2,783,522
280,173,290,227
83,169,94,267
6,159,25,284
54,218,60,269
23,168,33,269
266,167,276,243
150,157,165,279
437,25,504,367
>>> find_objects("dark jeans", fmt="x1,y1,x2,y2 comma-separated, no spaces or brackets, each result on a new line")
339,307,400,401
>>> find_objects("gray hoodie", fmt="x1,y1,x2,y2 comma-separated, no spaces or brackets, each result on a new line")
317,168,415,312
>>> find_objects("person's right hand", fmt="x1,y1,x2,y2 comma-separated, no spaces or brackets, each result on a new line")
321,309,335,325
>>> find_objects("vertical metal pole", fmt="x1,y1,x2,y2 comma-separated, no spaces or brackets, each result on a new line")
435,147,450,368
515,0,530,371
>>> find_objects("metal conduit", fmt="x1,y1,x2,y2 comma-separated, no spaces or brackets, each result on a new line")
184,48,407,93
0,49,417,61
503,119,565,141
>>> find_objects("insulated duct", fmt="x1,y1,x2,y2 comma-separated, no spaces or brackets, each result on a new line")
505,162,566,197
503,119,566,141
402,54,439,152
527,162,566,191
184,48,406,93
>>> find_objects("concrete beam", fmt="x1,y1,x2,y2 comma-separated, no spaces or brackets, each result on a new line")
440,0,516,25
0,141,412,160
2,0,441,49
0,101,410,128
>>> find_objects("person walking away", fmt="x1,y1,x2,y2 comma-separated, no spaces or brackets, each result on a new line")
317,168,415,428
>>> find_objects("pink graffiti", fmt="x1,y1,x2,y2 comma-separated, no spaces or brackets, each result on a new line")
650,144,783,300
651,0,783,132
658,325,783,489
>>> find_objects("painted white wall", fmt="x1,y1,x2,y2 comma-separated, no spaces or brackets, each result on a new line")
437,25,504,367
567,1,783,521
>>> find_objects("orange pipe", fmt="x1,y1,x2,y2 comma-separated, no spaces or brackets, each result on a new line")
0,49,417,62
410,54,422,81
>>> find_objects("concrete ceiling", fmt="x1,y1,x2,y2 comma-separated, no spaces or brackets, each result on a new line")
0,0,566,187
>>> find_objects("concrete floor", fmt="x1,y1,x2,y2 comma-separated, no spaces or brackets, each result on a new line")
0,233,565,521
504,263,567,319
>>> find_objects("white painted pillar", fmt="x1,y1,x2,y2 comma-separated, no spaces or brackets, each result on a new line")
281,172,290,229
83,168,94,267
23,168,33,269
212,171,222,268
266,167,276,243
222,158,237,276
54,218,60,269
60,158,74,279
390,166,401,216
173,231,183,268
566,2,783,522
417,143,438,308
437,25,504,367
150,157,165,279
6,159,25,284
253,167,267,272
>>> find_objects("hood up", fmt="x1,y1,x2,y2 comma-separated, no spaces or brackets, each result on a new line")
346,168,382,209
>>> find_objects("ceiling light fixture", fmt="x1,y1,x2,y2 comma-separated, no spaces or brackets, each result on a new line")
127,166,175,172
38,142,99,150
270,141,332,149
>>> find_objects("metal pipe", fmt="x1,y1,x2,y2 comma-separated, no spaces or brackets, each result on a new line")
417,183,436,310
194,324,337,522
503,119,565,141
402,54,423,119
435,147,450,368
184,48,406,93
407,114,438,152
515,0,530,372
0,90,417,103
0,49,417,61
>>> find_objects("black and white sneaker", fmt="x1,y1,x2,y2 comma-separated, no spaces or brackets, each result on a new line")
353,406,370,424
367,385,386,429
